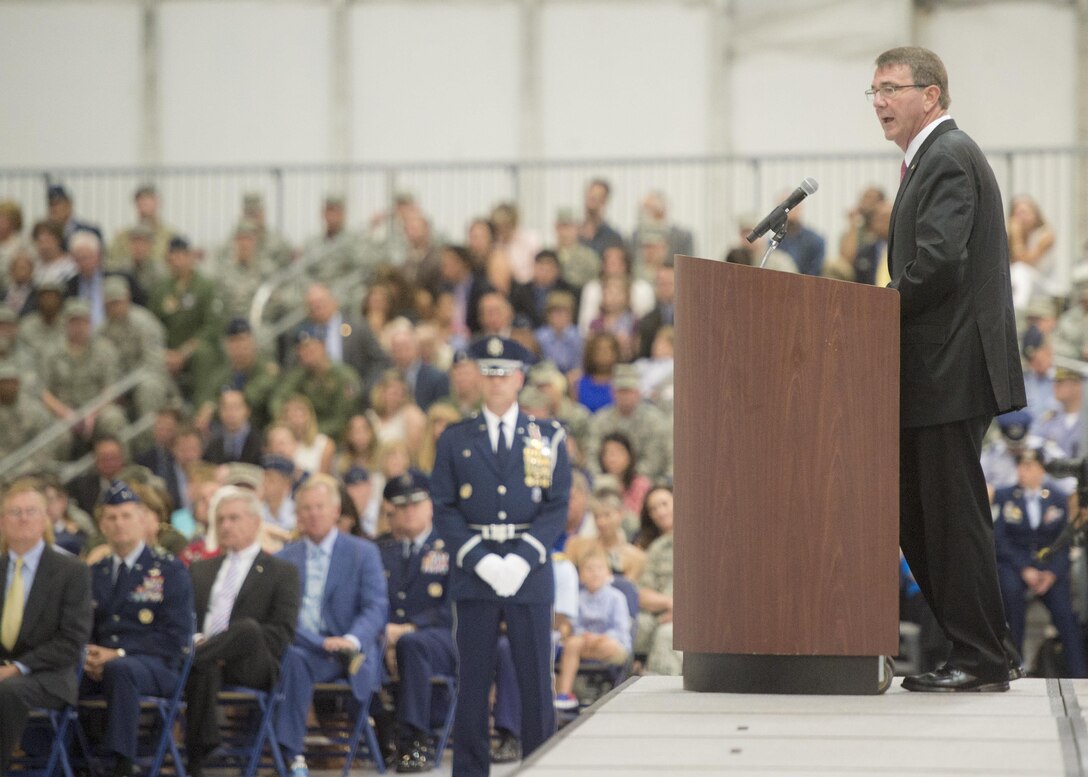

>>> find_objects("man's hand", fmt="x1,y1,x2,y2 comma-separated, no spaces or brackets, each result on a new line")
1034,570,1058,596
1021,567,1042,589
385,622,415,647
475,554,508,596
84,644,124,682
164,349,187,375
322,636,357,653
0,664,19,682
657,609,674,625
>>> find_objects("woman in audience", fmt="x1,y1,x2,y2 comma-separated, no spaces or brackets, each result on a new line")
1007,195,1056,269
0,200,29,273
335,412,379,476
598,433,652,526
415,401,462,473
633,481,669,551
2,249,36,318
41,472,97,557
32,220,76,284
588,276,639,361
636,484,680,675
176,464,223,565
367,368,426,457
467,216,513,295
565,490,646,583
277,393,335,474
577,245,654,336
575,332,621,413
362,280,399,339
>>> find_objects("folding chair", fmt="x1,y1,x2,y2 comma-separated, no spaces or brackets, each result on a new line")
211,662,290,777
428,673,457,766
16,652,85,777
310,680,387,775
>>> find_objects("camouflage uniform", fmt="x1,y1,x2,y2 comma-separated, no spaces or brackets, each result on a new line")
271,362,361,438
586,402,672,482
100,292,173,418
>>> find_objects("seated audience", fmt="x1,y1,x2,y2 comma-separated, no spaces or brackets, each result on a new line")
635,485,680,675
566,490,645,583
203,390,263,466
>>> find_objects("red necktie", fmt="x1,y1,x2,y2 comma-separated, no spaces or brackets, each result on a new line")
900,161,908,182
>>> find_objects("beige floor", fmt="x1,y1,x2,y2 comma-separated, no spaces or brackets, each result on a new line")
513,675,1085,777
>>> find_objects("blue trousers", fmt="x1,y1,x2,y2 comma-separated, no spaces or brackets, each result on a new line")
80,655,178,760
452,600,554,777
998,565,1088,677
273,643,370,758
394,627,455,736
493,636,520,734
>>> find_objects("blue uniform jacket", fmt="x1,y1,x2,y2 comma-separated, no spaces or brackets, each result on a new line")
90,545,194,668
431,410,572,604
993,481,1071,578
278,533,389,695
379,531,452,630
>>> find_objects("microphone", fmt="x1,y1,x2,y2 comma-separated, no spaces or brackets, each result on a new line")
746,177,819,242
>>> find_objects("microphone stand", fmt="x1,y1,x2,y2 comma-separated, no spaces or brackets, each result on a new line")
758,215,790,269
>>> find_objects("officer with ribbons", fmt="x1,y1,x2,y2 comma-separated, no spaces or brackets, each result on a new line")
82,481,194,777
431,336,571,777
378,468,455,773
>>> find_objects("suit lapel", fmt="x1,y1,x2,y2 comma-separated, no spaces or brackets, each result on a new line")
0,554,8,622
235,550,268,610
322,536,344,604
888,118,959,272
20,547,57,644
195,555,226,629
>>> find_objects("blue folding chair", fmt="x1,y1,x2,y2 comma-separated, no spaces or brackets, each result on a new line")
73,637,195,777
15,649,85,777
429,673,457,767
210,659,290,777
310,680,387,775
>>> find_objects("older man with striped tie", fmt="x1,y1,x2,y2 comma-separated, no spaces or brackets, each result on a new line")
185,486,300,777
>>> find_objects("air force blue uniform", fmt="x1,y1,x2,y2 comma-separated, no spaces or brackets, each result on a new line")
378,526,455,738
993,481,1088,677
85,543,194,761
274,531,388,758
432,394,571,776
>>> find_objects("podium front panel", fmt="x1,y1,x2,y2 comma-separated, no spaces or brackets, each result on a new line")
673,257,899,656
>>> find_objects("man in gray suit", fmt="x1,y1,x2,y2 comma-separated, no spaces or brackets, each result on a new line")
872,46,1025,692
0,480,92,773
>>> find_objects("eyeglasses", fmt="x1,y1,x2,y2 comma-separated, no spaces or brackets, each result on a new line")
865,83,929,103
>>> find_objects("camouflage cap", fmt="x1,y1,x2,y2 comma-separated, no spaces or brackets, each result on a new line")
242,191,264,212
0,361,21,380
611,363,640,391
0,308,17,325
62,298,92,320
555,207,577,225
103,276,130,303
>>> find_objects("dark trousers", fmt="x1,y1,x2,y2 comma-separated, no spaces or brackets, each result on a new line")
394,627,455,737
186,618,278,762
452,600,554,777
998,567,1088,677
80,655,178,760
492,636,520,734
899,415,1010,680
0,674,65,774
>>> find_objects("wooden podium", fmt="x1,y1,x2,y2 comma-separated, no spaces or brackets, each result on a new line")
673,256,901,694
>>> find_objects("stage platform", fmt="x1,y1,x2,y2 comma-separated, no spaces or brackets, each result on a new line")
514,675,1088,777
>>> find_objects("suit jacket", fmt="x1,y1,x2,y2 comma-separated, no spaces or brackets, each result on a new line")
190,550,300,668
277,533,387,697
67,471,108,516
0,546,92,705
888,119,1026,427
636,303,674,360
202,428,263,466
134,446,182,510
65,270,147,308
431,410,571,604
90,545,194,668
509,279,580,329
408,362,450,413
993,481,1070,577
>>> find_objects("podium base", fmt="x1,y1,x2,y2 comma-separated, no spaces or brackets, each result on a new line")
683,653,885,695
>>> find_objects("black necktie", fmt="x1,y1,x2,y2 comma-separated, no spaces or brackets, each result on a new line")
112,562,131,600
497,421,510,469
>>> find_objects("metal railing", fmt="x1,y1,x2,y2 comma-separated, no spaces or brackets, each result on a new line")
0,367,159,483
3,147,1085,290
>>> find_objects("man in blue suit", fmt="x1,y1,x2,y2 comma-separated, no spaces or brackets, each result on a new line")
378,469,455,773
431,336,572,777
81,481,194,777
275,474,388,775
993,449,1088,677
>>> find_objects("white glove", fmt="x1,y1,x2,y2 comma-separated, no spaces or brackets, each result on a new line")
474,554,508,596
501,555,532,596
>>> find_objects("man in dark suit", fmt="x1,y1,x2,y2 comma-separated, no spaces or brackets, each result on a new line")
134,406,183,509
68,435,128,515
187,486,300,776
274,475,387,772
431,336,571,777
636,261,675,359
0,480,93,775
65,230,146,323
202,389,263,466
378,469,455,772
873,46,1026,692
508,250,580,330
389,325,449,412
81,481,193,777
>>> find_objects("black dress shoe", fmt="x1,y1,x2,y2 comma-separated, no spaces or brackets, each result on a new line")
902,665,1009,693
490,731,521,763
395,737,434,773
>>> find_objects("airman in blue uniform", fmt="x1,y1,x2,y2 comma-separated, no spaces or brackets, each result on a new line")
993,449,1088,677
378,469,455,773
82,481,194,777
431,336,572,777
1031,367,1085,458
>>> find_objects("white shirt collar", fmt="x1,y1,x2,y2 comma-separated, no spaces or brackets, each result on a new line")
228,540,263,566
482,403,520,450
114,541,146,571
904,114,953,169
305,527,339,557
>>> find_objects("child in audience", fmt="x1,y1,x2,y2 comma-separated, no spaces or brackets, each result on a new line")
554,551,632,710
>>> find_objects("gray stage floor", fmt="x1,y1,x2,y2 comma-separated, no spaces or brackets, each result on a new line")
512,675,1088,777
